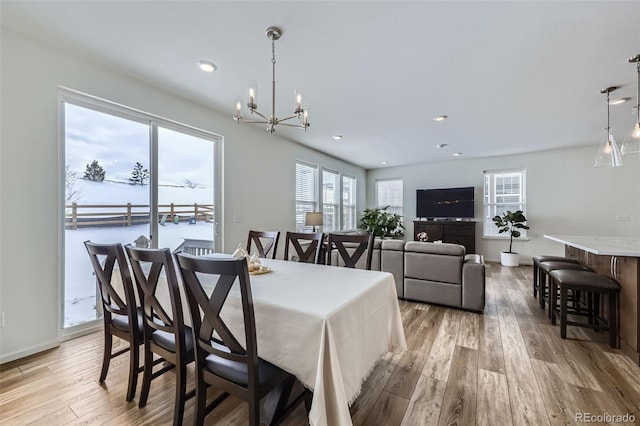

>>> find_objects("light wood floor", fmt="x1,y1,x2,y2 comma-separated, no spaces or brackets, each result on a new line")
2,264,639,425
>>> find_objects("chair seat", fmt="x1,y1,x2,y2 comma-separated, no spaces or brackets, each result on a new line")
205,351,284,387
112,308,144,336
152,327,195,354
549,270,621,291
539,261,592,274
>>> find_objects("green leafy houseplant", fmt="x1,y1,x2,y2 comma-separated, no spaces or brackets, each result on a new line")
492,210,530,253
359,206,405,238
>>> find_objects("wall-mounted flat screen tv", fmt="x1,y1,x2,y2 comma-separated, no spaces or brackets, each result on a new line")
416,187,475,219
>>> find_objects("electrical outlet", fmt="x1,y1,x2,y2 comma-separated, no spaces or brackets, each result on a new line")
616,214,630,221
234,214,244,224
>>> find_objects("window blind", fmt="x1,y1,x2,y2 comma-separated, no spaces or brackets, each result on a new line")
295,161,318,231
342,175,356,230
376,179,403,216
483,169,527,237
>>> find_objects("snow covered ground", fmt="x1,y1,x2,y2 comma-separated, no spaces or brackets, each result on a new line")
64,179,214,327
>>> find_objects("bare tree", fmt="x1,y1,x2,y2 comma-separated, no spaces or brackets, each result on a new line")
65,165,81,202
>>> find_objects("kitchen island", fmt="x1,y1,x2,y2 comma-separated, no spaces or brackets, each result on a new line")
544,235,640,364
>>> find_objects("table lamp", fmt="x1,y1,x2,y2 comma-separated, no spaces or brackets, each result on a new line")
305,212,323,232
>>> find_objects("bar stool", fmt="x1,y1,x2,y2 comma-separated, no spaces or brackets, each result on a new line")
538,261,593,311
549,270,620,348
532,255,579,299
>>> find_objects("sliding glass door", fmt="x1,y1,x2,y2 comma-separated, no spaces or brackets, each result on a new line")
61,93,219,331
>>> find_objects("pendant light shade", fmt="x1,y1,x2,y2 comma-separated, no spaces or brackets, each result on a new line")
621,54,640,155
594,86,623,168
594,132,622,167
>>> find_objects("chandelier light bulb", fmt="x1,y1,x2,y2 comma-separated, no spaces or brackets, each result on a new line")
633,122,640,139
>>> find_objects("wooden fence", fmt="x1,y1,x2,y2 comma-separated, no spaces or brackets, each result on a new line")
65,203,214,229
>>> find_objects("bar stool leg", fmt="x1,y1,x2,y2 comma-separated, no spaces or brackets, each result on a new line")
550,277,557,325
594,293,600,332
533,263,539,298
560,286,568,339
609,290,619,348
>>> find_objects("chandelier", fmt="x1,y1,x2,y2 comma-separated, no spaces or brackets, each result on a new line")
233,26,309,134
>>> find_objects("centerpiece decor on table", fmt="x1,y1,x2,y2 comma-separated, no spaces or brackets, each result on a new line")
232,244,270,274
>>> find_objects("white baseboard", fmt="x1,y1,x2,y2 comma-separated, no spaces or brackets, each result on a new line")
61,322,102,342
0,339,60,365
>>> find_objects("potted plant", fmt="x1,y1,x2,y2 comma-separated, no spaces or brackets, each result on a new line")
492,210,530,266
359,206,405,238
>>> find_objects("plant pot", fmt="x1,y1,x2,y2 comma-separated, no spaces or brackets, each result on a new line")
500,252,520,267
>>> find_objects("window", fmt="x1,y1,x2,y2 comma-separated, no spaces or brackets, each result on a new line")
376,179,403,216
295,161,318,231
61,90,220,330
322,169,339,232
295,161,356,232
342,175,357,230
483,169,526,237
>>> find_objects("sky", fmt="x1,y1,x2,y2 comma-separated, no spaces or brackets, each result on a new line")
64,103,215,187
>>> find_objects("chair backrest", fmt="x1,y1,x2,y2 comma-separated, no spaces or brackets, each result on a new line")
175,254,259,388
284,232,324,263
247,230,280,259
327,233,375,270
84,241,138,329
124,246,187,352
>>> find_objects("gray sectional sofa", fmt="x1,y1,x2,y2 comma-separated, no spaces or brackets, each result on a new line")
328,238,485,312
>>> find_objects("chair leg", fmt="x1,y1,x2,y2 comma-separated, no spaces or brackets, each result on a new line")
138,345,153,408
125,342,139,402
560,286,568,339
533,264,538,298
248,395,260,426
194,375,207,426
173,362,187,426
99,330,112,383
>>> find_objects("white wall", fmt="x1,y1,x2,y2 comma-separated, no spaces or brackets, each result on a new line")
367,147,640,262
0,28,365,362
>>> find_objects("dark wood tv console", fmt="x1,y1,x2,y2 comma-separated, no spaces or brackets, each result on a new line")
413,220,476,254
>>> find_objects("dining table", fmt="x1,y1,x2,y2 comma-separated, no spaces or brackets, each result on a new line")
114,255,407,426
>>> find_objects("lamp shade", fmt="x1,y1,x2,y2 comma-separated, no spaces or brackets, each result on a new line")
305,212,323,227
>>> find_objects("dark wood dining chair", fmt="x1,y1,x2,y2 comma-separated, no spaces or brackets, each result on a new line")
175,254,309,426
124,245,194,426
327,233,375,270
247,230,280,259
284,232,324,264
84,241,143,402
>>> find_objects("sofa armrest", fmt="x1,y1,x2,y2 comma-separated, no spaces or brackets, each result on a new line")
462,254,485,312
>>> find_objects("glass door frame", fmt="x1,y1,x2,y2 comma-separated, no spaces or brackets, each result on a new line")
58,87,222,339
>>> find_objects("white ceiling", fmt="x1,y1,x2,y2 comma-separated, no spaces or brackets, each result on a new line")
2,1,639,169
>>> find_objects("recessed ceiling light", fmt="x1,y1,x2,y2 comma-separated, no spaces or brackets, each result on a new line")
436,144,448,149
198,60,217,73
332,135,343,140
609,97,630,105
452,152,462,157
433,115,448,122
381,161,388,165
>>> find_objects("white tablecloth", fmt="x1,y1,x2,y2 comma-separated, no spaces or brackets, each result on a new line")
116,257,406,426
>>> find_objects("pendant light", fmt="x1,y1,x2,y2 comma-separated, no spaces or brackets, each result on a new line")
621,54,640,155
594,86,622,168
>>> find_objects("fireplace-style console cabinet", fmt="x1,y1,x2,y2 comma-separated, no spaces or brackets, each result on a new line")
413,220,476,254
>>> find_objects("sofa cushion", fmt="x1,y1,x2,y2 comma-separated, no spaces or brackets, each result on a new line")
404,278,461,307
381,239,405,251
405,241,465,256
405,251,463,284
